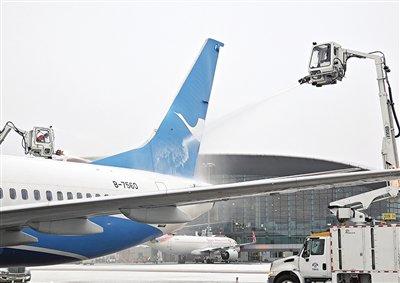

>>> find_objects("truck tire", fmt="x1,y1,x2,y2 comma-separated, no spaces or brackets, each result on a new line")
274,273,300,283
177,255,186,264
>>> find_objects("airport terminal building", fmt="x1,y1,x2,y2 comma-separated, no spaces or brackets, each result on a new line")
112,153,400,263
173,153,400,261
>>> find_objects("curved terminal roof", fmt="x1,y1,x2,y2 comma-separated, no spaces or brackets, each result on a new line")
196,153,364,180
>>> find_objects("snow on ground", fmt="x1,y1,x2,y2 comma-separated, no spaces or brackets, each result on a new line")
30,263,271,283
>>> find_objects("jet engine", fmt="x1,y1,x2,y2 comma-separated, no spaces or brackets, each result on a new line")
221,249,239,261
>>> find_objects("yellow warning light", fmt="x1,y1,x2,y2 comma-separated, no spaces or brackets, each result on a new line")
311,231,330,237
382,212,397,221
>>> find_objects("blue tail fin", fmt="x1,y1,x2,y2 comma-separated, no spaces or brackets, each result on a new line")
92,39,224,178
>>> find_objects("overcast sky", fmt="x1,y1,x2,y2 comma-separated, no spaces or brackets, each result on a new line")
1,1,399,169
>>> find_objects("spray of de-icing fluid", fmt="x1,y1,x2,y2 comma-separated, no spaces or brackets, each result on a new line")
205,83,301,133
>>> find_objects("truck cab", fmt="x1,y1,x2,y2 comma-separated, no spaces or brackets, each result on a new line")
268,232,332,283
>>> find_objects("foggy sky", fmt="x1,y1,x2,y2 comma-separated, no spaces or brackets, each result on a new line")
1,1,399,169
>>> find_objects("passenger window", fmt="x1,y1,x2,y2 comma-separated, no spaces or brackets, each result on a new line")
57,191,63,201
77,192,82,199
34,190,41,201
95,193,100,197
21,189,28,200
67,192,73,200
10,188,16,200
86,193,92,198
0,188,3,199
46,190,53,201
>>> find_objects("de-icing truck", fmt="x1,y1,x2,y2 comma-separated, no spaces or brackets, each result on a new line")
269,41,400,283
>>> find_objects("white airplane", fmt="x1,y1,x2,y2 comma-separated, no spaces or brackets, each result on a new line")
1,38,400,267
148,231,256,263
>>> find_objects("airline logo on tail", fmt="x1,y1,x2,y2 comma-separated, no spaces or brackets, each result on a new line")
175,112,205,143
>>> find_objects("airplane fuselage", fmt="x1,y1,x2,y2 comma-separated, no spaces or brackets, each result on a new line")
148,234,237,256
0,155,212,266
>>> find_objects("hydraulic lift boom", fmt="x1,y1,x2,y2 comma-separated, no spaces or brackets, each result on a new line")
299,42,399,171
299,42,400,223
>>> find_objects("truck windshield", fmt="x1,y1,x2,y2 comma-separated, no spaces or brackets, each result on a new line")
302,238,325,257
35,129,51,144
309,44,331,69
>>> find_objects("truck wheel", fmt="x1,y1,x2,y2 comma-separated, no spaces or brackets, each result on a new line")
178,255,186,264
274,273,300,283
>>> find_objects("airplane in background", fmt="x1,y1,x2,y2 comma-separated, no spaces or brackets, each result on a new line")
1,38,400,267
148,231,256,264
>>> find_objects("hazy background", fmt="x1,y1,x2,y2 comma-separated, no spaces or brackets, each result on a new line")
1,1,399,169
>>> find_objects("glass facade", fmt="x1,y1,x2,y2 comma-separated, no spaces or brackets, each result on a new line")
182,154,400,247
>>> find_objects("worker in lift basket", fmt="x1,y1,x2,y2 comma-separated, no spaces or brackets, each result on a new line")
36,131,49,143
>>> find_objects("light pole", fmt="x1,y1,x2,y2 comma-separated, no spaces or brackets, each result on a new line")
202,162,215,235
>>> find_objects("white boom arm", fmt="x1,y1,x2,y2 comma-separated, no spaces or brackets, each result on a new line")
0,124,14,145
329,186,398,223
345,49,399,170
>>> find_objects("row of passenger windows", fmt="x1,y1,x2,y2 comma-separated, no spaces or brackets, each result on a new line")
0,188,107,201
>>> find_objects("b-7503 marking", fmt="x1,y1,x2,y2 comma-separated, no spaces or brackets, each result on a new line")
112,181,138,189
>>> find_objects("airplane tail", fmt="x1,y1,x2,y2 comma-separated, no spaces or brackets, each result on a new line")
93,39,224,178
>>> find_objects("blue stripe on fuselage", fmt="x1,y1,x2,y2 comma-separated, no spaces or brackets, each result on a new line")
0,215,162,267
0,248,77,267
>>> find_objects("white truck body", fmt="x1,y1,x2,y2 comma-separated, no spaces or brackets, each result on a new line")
331,225,400,282
268,225,400,283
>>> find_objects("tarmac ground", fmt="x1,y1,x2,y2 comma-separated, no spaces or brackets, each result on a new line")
29,263,271,283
